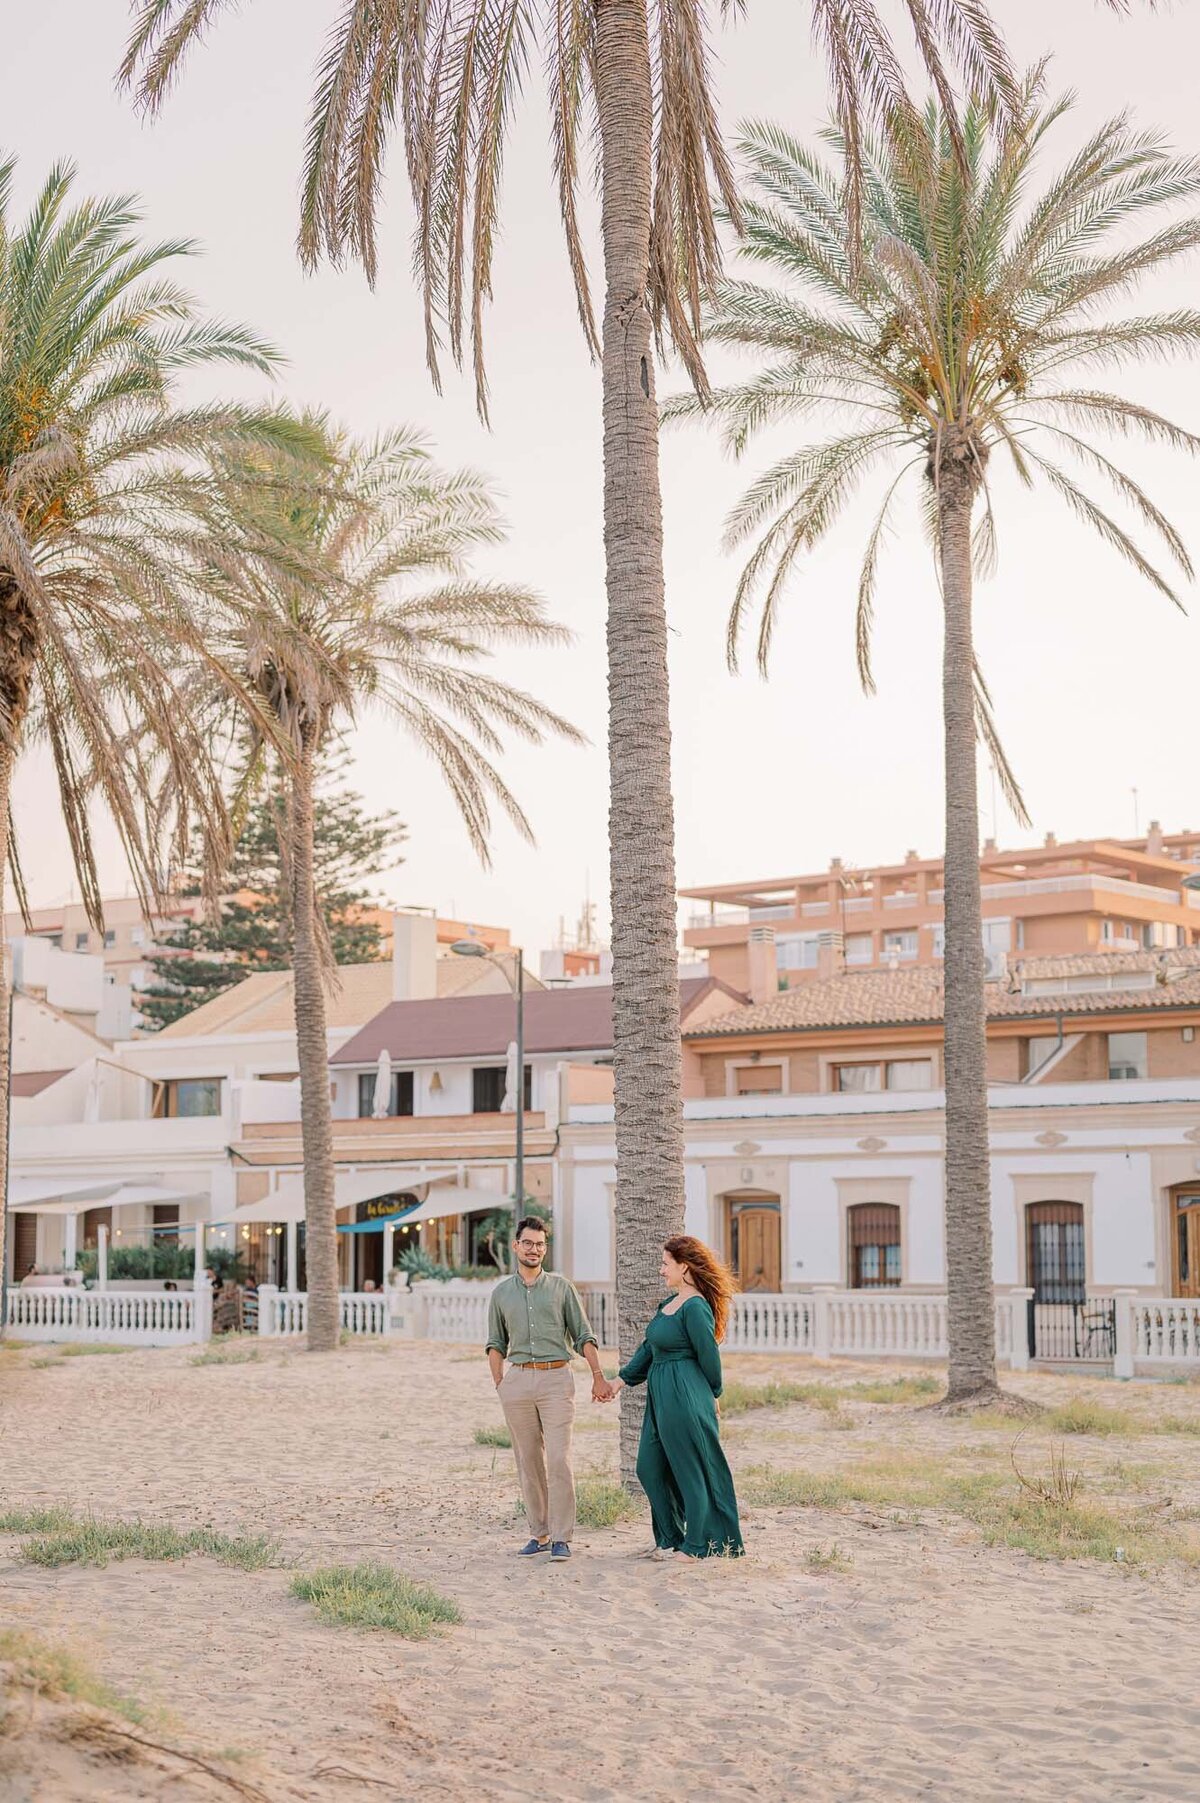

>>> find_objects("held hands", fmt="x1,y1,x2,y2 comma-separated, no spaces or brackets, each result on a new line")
591,1376,623,1404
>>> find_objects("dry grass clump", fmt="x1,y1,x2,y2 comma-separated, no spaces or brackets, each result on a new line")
191,1344,261,1367
291,1563,461,1637
803,1543,852,1573
473,1424,512,1448
741,1446,1198,1569
722,1375,940,1418
576,1477,642,1528
0,1510,279,1571
0,1628,143,1724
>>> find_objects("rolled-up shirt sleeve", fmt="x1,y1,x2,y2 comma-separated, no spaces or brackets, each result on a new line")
485,1289,509,1357
563,1281,597,1352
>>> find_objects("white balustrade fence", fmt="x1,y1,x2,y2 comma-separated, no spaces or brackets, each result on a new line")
257,1287,390,1337
420,1285,493,1343
4,1285,209,1346
1128,1298,1200,1367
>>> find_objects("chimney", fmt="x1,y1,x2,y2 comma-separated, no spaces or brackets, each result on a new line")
391,911,438,1000
904,849,919,866
982,837,997,854
746,926,778,1005
817,930,845,980
829,856,843,874
1147,819,1164,856
1044,832,1057,850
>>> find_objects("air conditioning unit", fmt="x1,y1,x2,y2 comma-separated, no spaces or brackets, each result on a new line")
984,948,1009,981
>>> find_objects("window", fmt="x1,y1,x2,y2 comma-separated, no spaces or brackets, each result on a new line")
835,1063,881,1093
103,929,116,948
885,1058,933,1091
131,925,145,947
1024,1036,1059,1077
152,1203,180,1246
472,1065,532,1113
153,1078,222,1118
983,918,1011,953
1144,921,1181,950
776,934,819,971
735,1064,783,1096
844,933,873,965
883,930,917,960
44,933,62,951
932,923,945,960
1026,1201,1085,1303
847,1203,901,1287
357,1070,415,1118
1108,1031,1147,1080
74,931,89,951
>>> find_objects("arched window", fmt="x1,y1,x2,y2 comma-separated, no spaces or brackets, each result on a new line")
847,1204,901,1288
1025,1202,1085,1304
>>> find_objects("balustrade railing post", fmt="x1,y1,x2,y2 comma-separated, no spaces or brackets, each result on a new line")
811,1287,835,1360
258,1284,279,1337
193,1282,213,1345
1007,1288,1034,1372
1112,1289,1137,1380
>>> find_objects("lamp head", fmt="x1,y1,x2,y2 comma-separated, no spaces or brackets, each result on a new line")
450,939,488,957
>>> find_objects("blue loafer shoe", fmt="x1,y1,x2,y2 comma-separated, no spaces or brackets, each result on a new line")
550,1542,571,1561
518,1538,550,1556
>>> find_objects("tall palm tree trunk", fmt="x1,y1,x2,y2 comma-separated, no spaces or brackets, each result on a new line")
594,0,686,1484
936,444,998,1403
290,725,339,1352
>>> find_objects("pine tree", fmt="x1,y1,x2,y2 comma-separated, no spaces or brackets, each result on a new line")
139,763,405,1030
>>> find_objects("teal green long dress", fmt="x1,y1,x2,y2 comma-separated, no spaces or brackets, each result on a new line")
619,1296,744,1559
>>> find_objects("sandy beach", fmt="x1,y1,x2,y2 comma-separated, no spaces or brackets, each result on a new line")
3,1337,1200,1801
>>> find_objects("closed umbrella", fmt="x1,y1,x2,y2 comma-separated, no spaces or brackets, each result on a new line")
371,1048,393,1119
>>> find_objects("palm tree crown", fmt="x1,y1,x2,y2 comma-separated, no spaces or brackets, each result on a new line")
672,81,1200,691
0,155,297,921
198,419,583,844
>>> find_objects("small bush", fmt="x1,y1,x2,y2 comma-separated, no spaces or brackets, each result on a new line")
291,1562,460,1636
843,1376,941,1404
474,1425,511,1448
190,1344,260,1368
0,1508,77,1535
721,1381,841,1417
576,1477,641,1528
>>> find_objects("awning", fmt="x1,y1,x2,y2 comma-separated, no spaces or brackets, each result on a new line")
8,1177,118,1213
378,1184,512,1226
228,1165,458,1226
102,1183,204,1209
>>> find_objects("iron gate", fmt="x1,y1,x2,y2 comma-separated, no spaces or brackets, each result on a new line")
1029,1296,1116,1362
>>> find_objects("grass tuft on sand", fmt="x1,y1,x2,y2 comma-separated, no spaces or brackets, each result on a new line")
576,1477,641,1528
741,1451,1197,1567
190,1344,261,1367
4,1511,279,1571
721,1375,940,1418
804,1542,852,1573
291,1562,461,1636
0,1628,144,1723
473,1424,512,1448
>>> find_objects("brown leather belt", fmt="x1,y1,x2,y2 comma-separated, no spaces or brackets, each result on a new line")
516,1359,569,1370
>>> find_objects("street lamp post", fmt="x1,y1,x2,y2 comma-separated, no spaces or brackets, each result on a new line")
450,940,525,1208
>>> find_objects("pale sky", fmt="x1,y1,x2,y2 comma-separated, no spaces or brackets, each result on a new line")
11,2,1200,956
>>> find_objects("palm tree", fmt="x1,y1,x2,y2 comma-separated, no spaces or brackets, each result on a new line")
0,155,298,1312
191,419,581,1350
667,81,1200,1403
120,0,1014,1474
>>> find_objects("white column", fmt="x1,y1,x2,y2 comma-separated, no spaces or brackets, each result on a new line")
1008,1287,1034,1372
286,1219,299,1293
1112,1288,1137,1381
64,1211,78,1276
383,1221,395,1289
193,1221,206,1290
97,1223,109,1292
810,1286,835,1359
257,1284,279,1337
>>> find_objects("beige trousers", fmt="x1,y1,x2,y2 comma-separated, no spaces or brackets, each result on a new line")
498,1363,577,1544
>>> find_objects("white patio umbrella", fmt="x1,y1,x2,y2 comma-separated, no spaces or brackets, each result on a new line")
500,1040,519,1114
371,1048,394,1119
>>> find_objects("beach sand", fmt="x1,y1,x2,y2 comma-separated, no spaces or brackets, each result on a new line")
2,1337,1200,1801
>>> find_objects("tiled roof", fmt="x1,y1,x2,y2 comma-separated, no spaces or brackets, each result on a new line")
685,951,1200,1038
152,952,543,1040
331,976,745,1065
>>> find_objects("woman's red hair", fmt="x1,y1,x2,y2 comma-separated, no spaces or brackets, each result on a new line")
664,1235,738,1342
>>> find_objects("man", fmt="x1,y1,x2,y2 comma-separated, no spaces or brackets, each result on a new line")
486,1216,612,1562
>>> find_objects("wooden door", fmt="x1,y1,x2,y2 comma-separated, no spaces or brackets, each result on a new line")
1173,1194,1200,1298
736,1209,781,1292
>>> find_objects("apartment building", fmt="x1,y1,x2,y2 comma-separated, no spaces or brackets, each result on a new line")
681,826,1200,993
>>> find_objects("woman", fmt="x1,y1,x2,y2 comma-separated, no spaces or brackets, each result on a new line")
610,1235,744,1560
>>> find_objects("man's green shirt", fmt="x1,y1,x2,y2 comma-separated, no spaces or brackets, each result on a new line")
486,1270,597,1363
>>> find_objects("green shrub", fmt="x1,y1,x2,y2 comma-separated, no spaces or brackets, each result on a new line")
575,1478,641,1528
474,1425,511,1448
